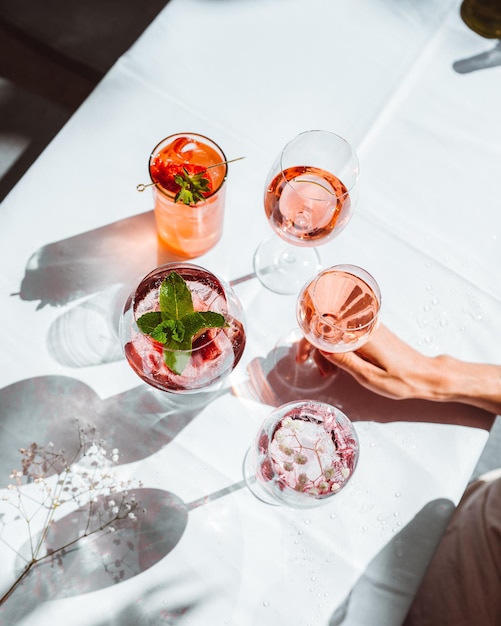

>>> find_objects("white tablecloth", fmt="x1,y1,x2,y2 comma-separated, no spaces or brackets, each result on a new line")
1,0,500,624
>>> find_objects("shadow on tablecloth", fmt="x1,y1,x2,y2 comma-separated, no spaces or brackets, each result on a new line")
0,375,228,478
328,496,455,626
0,488,207,624
453,40,501,74
238,345,495,431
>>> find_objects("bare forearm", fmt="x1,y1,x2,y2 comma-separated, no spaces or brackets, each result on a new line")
430,355,501,415
323,324,501,416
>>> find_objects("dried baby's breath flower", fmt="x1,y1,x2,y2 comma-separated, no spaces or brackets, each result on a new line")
0,421,144,606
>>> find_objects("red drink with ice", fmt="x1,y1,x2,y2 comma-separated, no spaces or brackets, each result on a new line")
120,263,246,393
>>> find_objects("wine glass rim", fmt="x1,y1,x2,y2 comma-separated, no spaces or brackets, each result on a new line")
279,129,360,197
269,398,354,429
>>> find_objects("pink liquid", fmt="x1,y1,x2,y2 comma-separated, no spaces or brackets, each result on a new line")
297,268,380,353
256,401,359,505
122,265,245,392
264,165,352,246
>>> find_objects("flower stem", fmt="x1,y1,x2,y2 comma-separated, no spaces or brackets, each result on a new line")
0,560,35,605
0,514,121,606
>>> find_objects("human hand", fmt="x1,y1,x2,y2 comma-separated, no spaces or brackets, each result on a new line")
295,337,339,378
299,324,501,414
315,324,444,401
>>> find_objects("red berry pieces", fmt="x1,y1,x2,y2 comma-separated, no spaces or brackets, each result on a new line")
150,158,213,197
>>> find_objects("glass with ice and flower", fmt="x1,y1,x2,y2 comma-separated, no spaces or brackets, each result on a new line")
148,133,228,258
244,400,359,508
119,263,246,393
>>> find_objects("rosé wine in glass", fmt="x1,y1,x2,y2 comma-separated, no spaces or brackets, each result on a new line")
254,130,359,294
244,400,359,508
119,263,246,393
297,264,381,353
149,133,228,258
264,165,352,246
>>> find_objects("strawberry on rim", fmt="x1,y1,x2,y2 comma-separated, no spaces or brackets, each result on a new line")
150,159,213,205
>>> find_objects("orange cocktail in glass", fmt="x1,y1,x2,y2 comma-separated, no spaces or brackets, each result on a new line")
149,133,228,258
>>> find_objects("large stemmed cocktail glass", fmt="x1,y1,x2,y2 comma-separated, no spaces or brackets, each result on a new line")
243,400,359,508
119,263,246,394
253,130,360,295
296,263,381,359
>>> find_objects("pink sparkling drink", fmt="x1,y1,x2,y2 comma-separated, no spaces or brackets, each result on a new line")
245,400,359,508
119,263,246,393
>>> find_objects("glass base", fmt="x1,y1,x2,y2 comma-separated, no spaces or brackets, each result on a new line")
242,448,280,506
253,236,321,295
272,329,338,394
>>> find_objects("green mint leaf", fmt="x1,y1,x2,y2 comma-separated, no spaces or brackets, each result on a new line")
162,332,192,375
159,272,194,320
167,319,185,343
150,319,186,344
162,312,227,375
135,272,228,376
198,311,228,329
162,349,191,375
182,311,227,338
136,311,163,335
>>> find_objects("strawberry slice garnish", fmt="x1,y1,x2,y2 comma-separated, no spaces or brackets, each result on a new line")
150,159,213,205
192,329,223,362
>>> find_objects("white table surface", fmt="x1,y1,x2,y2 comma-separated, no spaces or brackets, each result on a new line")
1,0,500,624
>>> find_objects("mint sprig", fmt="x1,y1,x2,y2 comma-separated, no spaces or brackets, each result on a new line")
136,272,227,375
174,168,211,206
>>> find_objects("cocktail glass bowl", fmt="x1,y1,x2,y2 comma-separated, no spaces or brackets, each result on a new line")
243,400,359,508
119,263,246,394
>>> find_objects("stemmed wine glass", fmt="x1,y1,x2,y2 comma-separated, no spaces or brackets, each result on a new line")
253,130,360,295
243,399,359,508
296,264,381,355
273,264,381,392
